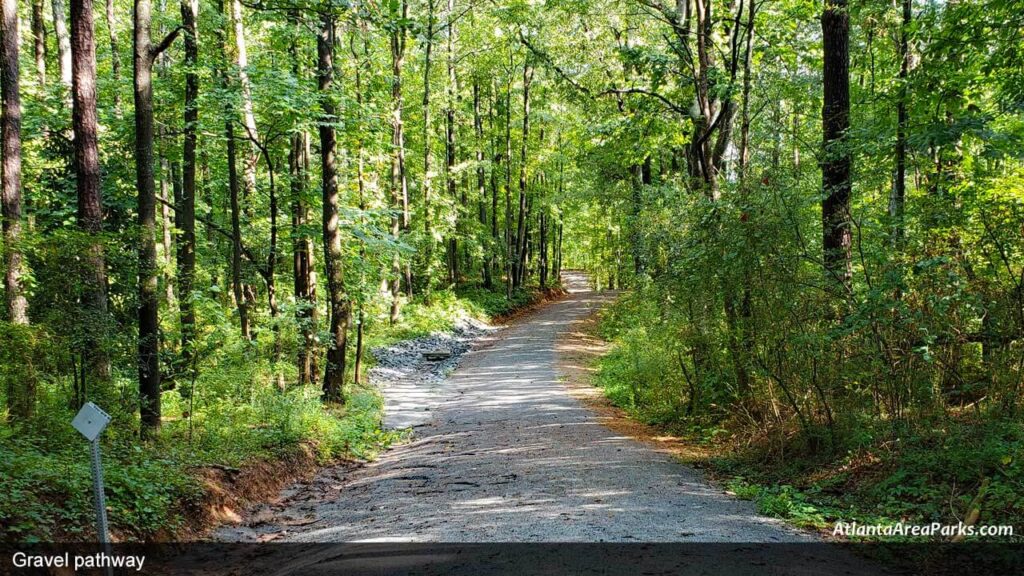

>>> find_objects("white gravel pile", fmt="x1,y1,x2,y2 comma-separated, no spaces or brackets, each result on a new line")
369,316,496,429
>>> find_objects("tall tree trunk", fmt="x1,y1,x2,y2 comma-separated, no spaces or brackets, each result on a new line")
226,119,248,340
821,0,852,290
2,0,28,326
351,29,369,386
1,0,34,424
726,0,757,399
291,14,316,387
215,0,249,341
539,210,548,287
514,61,533,289
388,0,408,323
488,84,500,287
134,0,177,436
52,0,72,89
504,69,512,297
555,222,562,280
444,0,458,285
71,0,111,381
421,0,436,298
178,0,198,379
104,0,120,109
230,0,258,199
319,8,348,402
890,0,910,247
474,80,491,288
0,0,32,418
738,0,756,178
31,0,45,87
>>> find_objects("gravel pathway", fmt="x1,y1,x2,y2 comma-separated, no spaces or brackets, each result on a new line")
217,272,844,545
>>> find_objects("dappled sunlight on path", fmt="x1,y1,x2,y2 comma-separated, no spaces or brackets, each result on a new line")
218,271,863,554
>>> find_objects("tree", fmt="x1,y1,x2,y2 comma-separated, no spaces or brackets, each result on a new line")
474,79,492,288
821,0,852,289
30,0,45,87
216,0,250,341
1,0,27,326
443,0,458,285
230,0,259,200
71,0,111,380
319,6,349,402
514,59,533,288
890,0,911,247
133,0,179,436
178,0,199,381
421,0,437,298
388,0,409,323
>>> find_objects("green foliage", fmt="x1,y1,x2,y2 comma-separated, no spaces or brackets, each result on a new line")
0,379,395,541
0,436,199,541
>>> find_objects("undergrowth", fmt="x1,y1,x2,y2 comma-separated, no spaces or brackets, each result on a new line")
594,291,1024,541
0,283,548,542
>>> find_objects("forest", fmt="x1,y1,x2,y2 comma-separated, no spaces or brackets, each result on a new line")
1,0,1023,544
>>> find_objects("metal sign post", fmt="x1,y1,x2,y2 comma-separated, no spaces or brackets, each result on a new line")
72,402,114,575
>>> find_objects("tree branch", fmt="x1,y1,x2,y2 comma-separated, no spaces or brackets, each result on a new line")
151,26,183,58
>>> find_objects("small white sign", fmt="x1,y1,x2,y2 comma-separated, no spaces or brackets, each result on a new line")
72,402,111,442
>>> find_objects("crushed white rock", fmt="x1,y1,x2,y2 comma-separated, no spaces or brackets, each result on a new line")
369,316,496,430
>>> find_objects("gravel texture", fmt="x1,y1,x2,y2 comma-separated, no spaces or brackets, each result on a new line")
369,316,495,429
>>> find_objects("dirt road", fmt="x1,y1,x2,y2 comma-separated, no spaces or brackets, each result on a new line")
217,272,827,544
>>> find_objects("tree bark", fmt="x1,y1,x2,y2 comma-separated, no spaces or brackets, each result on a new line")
388,0,408,322
319,8,348,402
0,0,33,418
514,61,533,288
226,119,249,340
2,0,28,327
71,0,111,381
230,0,258,200
214,0,249,341
539,210,548,287
351,29,368,386
474,80,491,288
31,0,45,87
488,84,500,287
738,0,756,178
134,0,177,436
890,0,910,247
421,0,436,297
821,0,852,289
291,129,316,386
444,0,458,285
504,67,512,296
178,0,198,377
